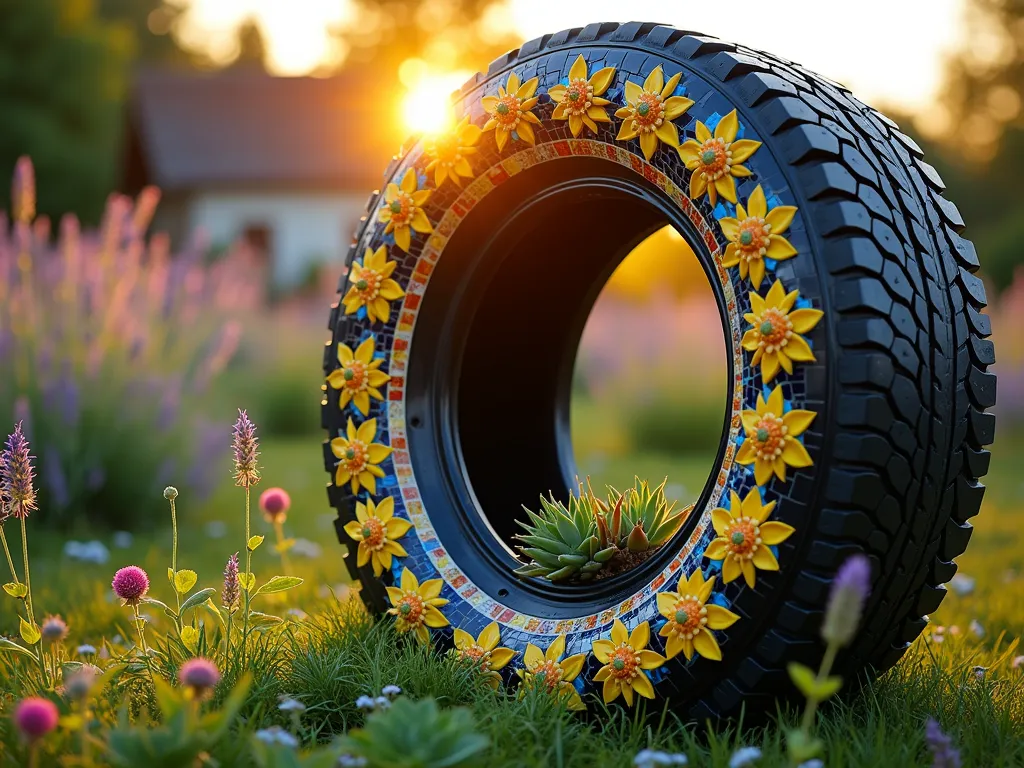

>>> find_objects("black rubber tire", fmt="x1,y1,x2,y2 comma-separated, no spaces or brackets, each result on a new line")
321,22,995,720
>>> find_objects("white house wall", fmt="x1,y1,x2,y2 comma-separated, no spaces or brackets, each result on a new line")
187,191,368,289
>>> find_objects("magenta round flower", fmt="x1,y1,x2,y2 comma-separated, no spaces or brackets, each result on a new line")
112,565,150,604
179,657,220,697
259,487,291,522
40,615,68,643
14,697,58,740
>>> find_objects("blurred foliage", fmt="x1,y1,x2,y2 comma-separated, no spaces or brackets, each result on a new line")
0,0,131,225
625,393,726,457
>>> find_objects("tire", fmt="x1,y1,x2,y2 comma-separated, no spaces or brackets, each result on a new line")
321,22,995,720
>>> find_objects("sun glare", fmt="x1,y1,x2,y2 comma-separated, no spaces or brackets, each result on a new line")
400,68,472,136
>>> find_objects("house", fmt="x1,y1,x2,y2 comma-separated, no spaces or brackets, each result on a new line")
123,68,397,290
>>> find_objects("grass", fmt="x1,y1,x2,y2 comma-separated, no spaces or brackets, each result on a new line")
1,433,1022,766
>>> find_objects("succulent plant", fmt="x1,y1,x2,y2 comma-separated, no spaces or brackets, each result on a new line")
513,484,617,582
515,478,690,582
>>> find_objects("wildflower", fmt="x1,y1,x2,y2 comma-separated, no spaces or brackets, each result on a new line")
355,695,376,710
972,665,987,680
592,620,666,706
254,726,298,748
1012,655,1024,670
949,573,974,597
796,761,824,768
968,619,985,638
821,554,870,647
634,748,689,766
482,72,541,150
14,697,58,741
113,531,133,548
222,552,240,612
931,625,946,644
231,410,261,488
339,756,369,768
75,644,97,656
179,657,220,698
40,615,68,643
259,487,291,523
705,489,794,588
163,486,178,500
374,696,391,710
1,422,37,519
452,622,516,689
729,746,763,767
63,540,110,564
381,684,401,698
64,664,100,700
278,696,306,712
925,718,961,768
112,565,150,605
343,495,412,577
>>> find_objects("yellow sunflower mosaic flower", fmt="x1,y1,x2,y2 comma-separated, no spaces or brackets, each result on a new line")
342,245,405,325
657,569,739,661
592,620,665,707
330,417,392,495
706,489,795,588
452,622,517,689
614,65,694,161
326,336,391,416
548,54,616,137
482,73,541,150
736,387,816,486
342,495,411,577
719,184,798,288
742,280,823,384
678,109,762,206
516,634,586,711
378,168,432,253
386,568,449,645
423,117,482,188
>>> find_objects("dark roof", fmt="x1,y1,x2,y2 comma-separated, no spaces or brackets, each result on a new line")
129,68,397,191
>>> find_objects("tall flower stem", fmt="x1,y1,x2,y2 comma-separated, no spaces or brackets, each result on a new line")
131,603,152,675
20,517,34,625
169,495,180,617
0,525,20,584
241,486,251,667
798,640,838,733
273,520,292,575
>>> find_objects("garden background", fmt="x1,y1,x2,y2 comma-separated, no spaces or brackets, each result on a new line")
0,0,1022,765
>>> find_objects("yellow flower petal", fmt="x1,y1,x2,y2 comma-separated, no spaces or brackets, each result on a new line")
561,653,586,682
569,113,583,137
747,185,768,220
382,540,406,557
516,76,538,100
477,622,501,651
378,279,404,301
638,650,664,670
400,168,417,194
722,556,742,584
394,225,411,253
705,539,728,561
524,643,543,669
489,647,516,670
656,592,677,616
677,139,700,167
761,354,781,383
410,209,432,234
661,71,682,99
786,334,816,362
765,205,797,233
752,546,779,571
628,621,650,651
602,676,620,703
789,308,823,334
643,65,664,94
781,439,813,467
765,386,785,417
549,85,567,103
655,121,680,147
730,139,761,164
620,680,635,707
782,409,816,435
741,559,757,588
415,624,430,644
400,568,418,592
546,634,566,662
689,169,707,200
767,235,798,260
665,633,684,660
610,619,628,646
589,66,616,95
454,628,474,650
693,628,722,660
385,518,412,539
495,127,509,151
706,604,740,630
748,258,766,288
712,507,732,536
587,105,610,122
715,174,737,203
517,120,536,145
569,54,587,81
616,120,638,141
385,586,403,606
639,131,658,160
695,120,711,143
592,639,615,664
506,73,519,94
424,605,449,628
624,80,642,104
715,109,739,142
721,243,740,268
343,520,363,540
663,95,693,121
735,439,756,465
632,672,655,700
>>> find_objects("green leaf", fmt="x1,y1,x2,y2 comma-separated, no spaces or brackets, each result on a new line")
786,728,824,762
141,596,171,612
254,575,303,596
247,611,283,630
0,637,37,659
247,535,264,552
239,573,256,592
180,626,199,653
787,662,844,700
180,588,216,615
173,569,198,595
167,567,175,585
19,618,40,645
3,582,28,599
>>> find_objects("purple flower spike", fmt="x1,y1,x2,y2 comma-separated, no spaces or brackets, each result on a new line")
925,718,961,768
112,565,150,605
1,422,38,520
231,409,260,488
821,554,871,647
222,552,240,612
14,697,58,741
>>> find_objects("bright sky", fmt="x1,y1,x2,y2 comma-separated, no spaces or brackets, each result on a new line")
172,0,967,113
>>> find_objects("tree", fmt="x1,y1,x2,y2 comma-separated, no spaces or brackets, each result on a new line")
0,0,131,225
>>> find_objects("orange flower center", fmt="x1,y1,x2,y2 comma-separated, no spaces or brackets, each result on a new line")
493,96,522,129
387,192,414,227
755,308,793,351
395,593,424,628
736,217,771,260
341,360,368,392
607,644,640,681
340,438,369,475
530,659,564,692
431,134,461,165
562,78,593,115
671,596,708,639
353,268,382,301
458,644,492,673
751,413,787,460
724,518,761,559
360,517,385,550
631,92,665,132
697,137,731,180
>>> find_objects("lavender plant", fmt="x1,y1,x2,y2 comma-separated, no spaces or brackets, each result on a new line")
0,157,264,528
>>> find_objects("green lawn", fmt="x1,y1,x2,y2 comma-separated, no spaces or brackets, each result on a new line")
0,434,1022,766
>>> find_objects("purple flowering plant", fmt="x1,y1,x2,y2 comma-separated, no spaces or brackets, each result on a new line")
0,157,264,528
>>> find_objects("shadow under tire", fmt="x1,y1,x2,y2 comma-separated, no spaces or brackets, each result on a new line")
321,22,995,719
